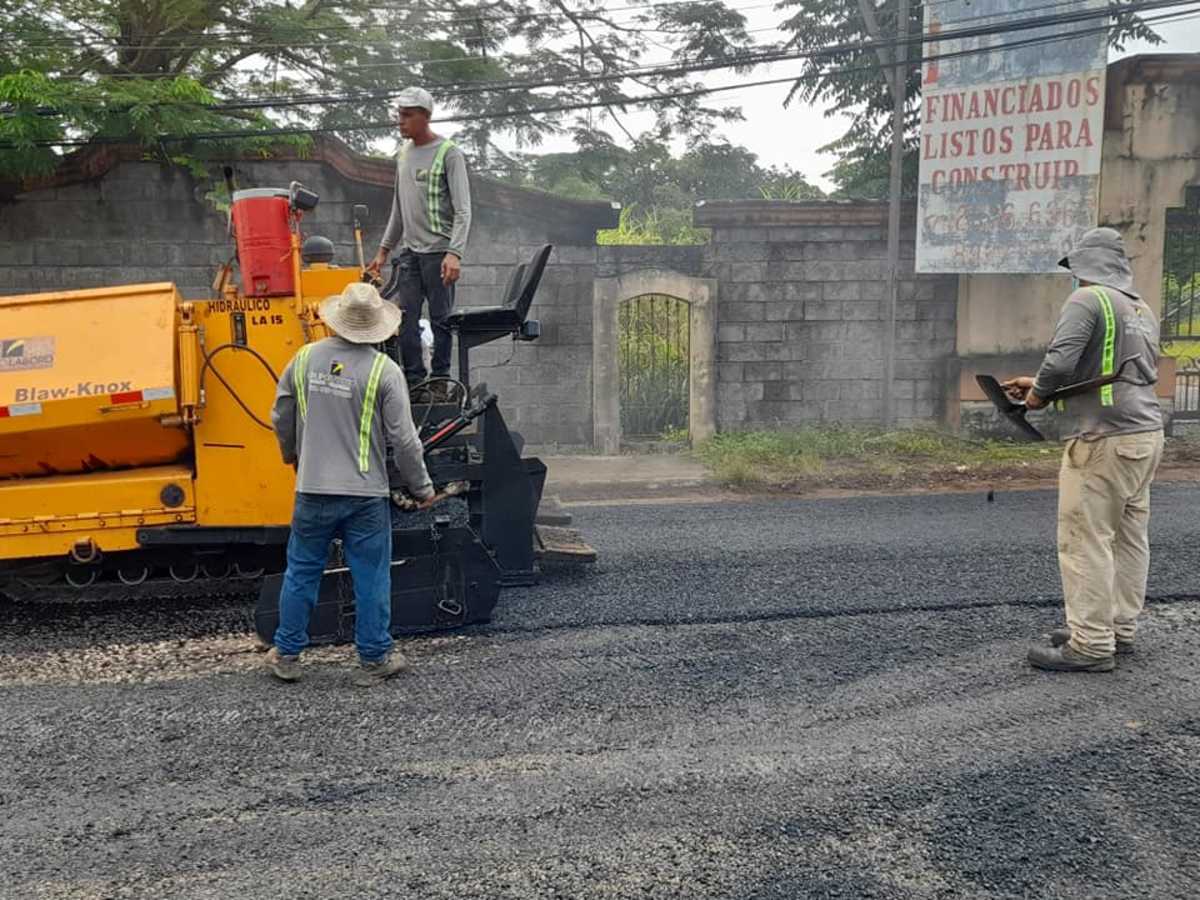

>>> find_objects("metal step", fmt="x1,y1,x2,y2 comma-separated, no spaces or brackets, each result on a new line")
534,525,597,564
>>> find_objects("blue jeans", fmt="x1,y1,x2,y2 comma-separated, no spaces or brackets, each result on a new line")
274,493,394,662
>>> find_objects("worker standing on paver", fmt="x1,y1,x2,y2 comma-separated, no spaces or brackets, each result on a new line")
1003,227,1164,673
367,87,472,392
267,282,436,686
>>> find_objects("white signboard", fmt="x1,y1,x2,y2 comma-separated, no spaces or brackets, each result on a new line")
915,0,1108,273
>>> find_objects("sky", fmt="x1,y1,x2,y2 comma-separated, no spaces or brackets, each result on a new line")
452,7,1200,193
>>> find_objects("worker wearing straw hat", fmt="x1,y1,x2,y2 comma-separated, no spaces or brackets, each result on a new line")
268,282,435,687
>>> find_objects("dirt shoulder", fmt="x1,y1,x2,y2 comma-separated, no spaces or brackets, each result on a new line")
546,436,1200,504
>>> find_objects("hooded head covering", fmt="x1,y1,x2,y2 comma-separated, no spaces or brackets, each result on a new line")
1058,227,1139,299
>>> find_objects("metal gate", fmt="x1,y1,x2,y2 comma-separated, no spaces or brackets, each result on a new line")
1163,188,1200,420
619,294,690,439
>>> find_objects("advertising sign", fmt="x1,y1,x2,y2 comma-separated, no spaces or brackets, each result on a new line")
915,0,1108,273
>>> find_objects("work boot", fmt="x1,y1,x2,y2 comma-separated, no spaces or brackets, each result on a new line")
352,651,411,688
1049,627,1134,656
428,378,458,404
265,647,301,682
1028,643,1115,673
408,380,432,403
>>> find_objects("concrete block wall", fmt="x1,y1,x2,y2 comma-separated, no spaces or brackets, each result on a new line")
1,142,966,447
459,246,601,448
0,141,618,449
694,202,958,429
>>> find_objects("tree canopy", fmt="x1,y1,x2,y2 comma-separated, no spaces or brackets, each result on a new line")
507,129,823,243
0,0,758,179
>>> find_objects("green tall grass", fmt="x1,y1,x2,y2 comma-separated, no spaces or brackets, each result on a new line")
695,427,1053,486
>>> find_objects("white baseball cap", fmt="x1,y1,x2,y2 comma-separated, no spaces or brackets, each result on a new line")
395,87,434,116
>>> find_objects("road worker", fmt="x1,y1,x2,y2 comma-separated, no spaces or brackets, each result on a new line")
1003,227,1164,673
267,282,435,686
366,86,472,394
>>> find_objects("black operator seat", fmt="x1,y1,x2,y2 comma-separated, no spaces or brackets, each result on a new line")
446,244,552,339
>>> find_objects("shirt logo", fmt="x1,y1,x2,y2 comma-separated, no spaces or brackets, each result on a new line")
415,167,429,182
330,361,345,376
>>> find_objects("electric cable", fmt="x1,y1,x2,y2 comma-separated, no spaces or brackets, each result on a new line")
198,342,281,431
0,0,782,45
4,0,1187,107
3,1,1195,148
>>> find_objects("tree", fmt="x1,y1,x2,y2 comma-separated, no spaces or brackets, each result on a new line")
773,0,1165,198
513,130,824,243
0,0,758,179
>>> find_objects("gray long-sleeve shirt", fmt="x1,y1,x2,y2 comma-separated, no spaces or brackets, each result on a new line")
379,137,472,260
1033,286,1163,440
272,337,434,499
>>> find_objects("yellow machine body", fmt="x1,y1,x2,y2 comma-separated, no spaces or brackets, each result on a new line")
0,284,189,478
0,260,355,564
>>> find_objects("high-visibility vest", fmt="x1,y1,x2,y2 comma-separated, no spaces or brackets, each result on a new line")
293,345,389,474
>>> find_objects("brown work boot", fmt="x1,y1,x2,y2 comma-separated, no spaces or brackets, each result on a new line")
1028,642,1115,673
352,651,411,688
265,647,301,682
1049,627,1133,656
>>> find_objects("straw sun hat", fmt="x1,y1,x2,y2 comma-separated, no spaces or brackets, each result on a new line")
318,282,401,344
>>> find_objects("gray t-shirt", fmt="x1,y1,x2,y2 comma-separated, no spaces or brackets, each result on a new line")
271,337,434,499
380,137,472,260
1033,286,1163,440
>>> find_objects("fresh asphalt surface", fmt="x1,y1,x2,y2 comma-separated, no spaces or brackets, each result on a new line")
2,485,1200,899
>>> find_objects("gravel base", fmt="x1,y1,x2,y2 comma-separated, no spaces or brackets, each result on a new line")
2,485,1199,899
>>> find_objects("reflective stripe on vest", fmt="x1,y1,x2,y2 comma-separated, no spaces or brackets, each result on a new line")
1090,286,1116,408
294,344,313,420
358,352,388,473
427,139,455,235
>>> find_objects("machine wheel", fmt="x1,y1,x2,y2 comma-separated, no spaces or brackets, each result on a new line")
169,562,200,583
117,565,150,586
201,560,232,579
65,568,99,588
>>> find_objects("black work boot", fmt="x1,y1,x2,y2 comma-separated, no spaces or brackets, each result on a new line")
1049,627,1134,656
408,380,433,403
1028,642,1115,673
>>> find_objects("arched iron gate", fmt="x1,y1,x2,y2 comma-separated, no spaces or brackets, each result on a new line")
1163,188,1200,421
618,294,690,439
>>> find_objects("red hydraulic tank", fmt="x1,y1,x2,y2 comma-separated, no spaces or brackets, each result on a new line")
230,188,294,297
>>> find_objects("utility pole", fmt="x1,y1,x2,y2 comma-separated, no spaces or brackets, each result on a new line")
858,0,908,427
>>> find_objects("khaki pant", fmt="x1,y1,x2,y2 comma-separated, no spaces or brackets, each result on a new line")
1057,430,1164,658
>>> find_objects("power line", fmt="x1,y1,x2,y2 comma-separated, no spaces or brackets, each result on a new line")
15,0,1136,82
0,0,778,50
8,0,1191,118
7,4,1195,151
0,0,1146,61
